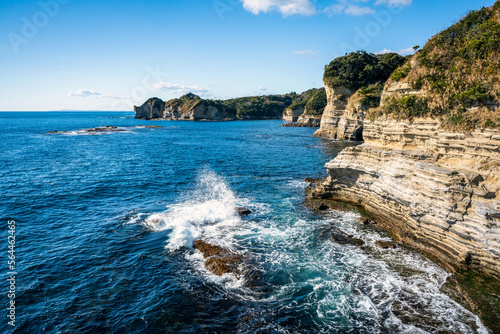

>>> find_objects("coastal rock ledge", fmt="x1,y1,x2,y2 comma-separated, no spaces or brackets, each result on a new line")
309,117,500,278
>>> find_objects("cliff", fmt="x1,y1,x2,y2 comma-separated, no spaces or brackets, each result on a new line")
135,92,300,120
310,119,500,278
282,88,326,127
310,2,500,281
314,52,406,138
134,93,237,120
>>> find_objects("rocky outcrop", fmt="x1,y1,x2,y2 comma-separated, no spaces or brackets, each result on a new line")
309,117,500,278
134,94,237,121
283,105,304,122
133,98,165,119
193,240,244,276
282,88,326,127
297,114,321,127
45,125,163,135
313,86,366,139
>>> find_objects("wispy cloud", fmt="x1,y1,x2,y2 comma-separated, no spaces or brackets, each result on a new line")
244,0,413,18
375,0,412,7
345,4,375,15
376,47,415,55
241,0,316,17
69,89,114,98
258,87,268,91
324,1,374,16
293,50,320,59
151,82,210,95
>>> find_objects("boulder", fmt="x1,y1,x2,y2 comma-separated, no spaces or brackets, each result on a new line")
193,240,244,276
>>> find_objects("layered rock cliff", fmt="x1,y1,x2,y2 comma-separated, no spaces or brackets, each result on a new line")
310,2,500,279
134,94,236,120
310,118,500,277
314,52,406,138
282,88,326,127
135,92,302,121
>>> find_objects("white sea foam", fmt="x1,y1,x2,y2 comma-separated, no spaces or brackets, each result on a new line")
137,172,488,332
142,169,243,251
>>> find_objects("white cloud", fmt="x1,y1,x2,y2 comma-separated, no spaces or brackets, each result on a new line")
151,82,210,95
293,50,320,59
345,4,375,15
375,0,412,7
324,2,374,16
375,47,415,55
258,87,268,91
69,89,118,99
69,89,103,97
241,0,316,16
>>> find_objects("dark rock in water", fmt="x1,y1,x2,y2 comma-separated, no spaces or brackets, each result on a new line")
320,227,365,247
137,125,163,128
357,217,375,225
375,240,397,249
82,126,125,133
193,240,244,276
280,122,318,128
192,240,264,288
235,207,252,217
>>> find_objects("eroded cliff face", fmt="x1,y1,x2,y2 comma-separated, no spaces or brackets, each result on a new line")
163,102,236,121
283,106,304,122
134,97,237,121
282,105,322,126
134,98,165,119
313,85,365,140
297,114,321,127
310,117,500,278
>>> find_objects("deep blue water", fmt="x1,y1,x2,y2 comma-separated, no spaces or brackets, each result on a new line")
0,112,488,333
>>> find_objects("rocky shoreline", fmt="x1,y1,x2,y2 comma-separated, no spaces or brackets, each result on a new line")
304,189,500,333
280,122,318,128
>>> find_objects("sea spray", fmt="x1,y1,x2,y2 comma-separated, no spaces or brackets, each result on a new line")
143,168,242,251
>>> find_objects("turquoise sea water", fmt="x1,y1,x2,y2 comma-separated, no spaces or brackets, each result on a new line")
0,112,488,333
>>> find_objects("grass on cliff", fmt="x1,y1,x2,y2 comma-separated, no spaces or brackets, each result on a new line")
379,1,500,130
283,88,327,116
304,88,327,116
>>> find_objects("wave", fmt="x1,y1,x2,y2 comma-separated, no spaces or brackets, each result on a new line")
142,168,243,251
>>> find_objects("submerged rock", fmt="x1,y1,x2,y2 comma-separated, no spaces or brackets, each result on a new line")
320,227,365,247
45,125,164,135
375,240,397,249
82,125,125,133
136,125,163,128
193,240,244,276
235,207,252,217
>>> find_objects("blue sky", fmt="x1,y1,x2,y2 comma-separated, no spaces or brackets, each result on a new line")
0,0,495,111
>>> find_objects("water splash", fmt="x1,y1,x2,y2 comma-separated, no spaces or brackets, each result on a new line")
143,168,241,251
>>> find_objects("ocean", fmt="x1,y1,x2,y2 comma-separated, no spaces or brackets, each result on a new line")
0,112,487,333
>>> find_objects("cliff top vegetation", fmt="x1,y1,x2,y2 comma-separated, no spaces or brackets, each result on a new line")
323,51,406,92
381,0,500,129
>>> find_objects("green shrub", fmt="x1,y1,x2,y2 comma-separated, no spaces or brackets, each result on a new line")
358,83,384,109
324,51,405,91
385,95,431,118
391,63,412,81
454,83,490,107
304,88,327,115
